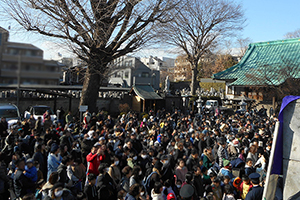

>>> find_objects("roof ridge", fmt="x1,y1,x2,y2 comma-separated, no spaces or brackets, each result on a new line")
250,37,300,46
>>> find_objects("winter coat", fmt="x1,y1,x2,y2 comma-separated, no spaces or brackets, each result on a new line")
186,155,199,171
175,166,188,182
96,173,117,200
57,163,68,185
86,152,105,176
14,168,35,198
47,153,62,180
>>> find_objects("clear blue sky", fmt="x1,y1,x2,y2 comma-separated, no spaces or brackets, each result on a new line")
240,0,300,42
0,0,300,59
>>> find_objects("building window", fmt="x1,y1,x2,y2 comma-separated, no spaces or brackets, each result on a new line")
9,49,19,55
128,60,132,67
141,72,149,78
124,71,129,78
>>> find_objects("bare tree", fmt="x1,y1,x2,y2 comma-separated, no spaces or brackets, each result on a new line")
2,0,178,111
285,29,300,39
237,37,252,57
157,0,245,95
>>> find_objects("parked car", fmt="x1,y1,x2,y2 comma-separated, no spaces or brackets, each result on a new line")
24,105,57,122
0,103,21,128
205,100,219,110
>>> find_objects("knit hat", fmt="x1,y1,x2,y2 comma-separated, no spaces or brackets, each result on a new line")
223,159,230,167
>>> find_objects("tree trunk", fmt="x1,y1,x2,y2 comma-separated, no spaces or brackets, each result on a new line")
80,66,101,113
191,65,198,95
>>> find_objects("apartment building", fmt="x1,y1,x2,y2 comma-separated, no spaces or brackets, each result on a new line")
0,26,61,85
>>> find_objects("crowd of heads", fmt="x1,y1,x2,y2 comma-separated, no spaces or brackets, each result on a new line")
0,105,278,200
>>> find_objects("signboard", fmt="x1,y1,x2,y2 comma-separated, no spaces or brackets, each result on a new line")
79,105,88,112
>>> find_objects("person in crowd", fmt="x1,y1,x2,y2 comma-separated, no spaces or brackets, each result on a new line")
212,177,223,200
47,143,62,180
129,165,142,187
14,159,36,198
175,159,188,183
44,182,74,200
84,173,97,200
247,145,258,165
125,183,143,200
233,175,253,199
97,163,118,200
223,184,236,200
108,156,121,184
86,143,105,177
245,173,264,200
24,158,38,183
41,172,59,199
203,147,214,170
121,166,132,193
186,148,199,171
245,158,255,176
151,181,164,200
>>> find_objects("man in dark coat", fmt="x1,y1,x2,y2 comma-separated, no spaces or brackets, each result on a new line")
186,149,199,171
245,173,264,200
57,156,73,186
84,174,97,200
96,163,117,200
14,159,36,198
193,166,204,198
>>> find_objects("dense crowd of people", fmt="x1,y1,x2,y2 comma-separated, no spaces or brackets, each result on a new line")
0,105,279,200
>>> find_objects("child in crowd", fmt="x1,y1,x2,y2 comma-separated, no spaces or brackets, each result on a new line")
24,158,38,183
34,161,44,182
233,175,253,199
245,158,255,176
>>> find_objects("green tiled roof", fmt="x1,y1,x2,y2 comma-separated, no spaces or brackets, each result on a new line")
212,38,300,86
132,85,163,100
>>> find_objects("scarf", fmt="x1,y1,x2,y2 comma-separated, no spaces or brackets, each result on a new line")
204,152,214,162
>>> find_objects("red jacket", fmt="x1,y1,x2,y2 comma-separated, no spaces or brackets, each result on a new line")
86,153,105,176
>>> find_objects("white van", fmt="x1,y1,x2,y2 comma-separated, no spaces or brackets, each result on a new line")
205,100,219,110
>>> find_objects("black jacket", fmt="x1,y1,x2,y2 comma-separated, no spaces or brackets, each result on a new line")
14,169,35,198
57,163,69,185
96,173,118,200
186,155,199,171
84,184,97,200
193,175,204,198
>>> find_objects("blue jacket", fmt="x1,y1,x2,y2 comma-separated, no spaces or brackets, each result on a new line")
220,168,233,179
24,165,37,182
47,153,62,180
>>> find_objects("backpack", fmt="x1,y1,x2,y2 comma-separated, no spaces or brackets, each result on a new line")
145,171,158,193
